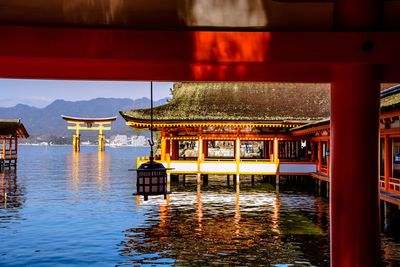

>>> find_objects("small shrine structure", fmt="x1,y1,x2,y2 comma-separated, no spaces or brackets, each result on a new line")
0,119,29,171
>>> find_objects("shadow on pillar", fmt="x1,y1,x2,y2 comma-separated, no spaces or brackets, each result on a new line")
201,174,208,186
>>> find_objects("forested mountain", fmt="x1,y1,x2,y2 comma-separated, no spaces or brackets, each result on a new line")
0,97,168,139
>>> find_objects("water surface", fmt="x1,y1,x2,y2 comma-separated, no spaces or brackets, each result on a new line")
0,146,398,266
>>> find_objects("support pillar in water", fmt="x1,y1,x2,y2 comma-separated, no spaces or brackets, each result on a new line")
98,134,105,151
73,134,80,152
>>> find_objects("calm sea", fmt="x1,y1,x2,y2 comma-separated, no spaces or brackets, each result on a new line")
0,146,399,266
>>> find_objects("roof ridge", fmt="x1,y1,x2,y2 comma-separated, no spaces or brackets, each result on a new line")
381,84,400,98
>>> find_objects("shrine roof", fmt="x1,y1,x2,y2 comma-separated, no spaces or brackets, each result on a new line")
0,119,29,138
120,82,330,128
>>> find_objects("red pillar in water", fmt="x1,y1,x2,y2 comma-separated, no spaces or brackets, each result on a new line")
331,65,381,267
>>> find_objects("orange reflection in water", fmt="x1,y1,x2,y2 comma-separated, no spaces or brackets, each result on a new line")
71,151,80,192
234,184,241,236
196,183,203,232
159,202,170,229
97,152,105,191
271,184,281,235
1,172,5,207
121,182,293,265
66,151,110,193
0,171,23,209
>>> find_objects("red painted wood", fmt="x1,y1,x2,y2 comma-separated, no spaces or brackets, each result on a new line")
1,27,399,63
317,141,322,172
1,26,400,81
0,56,333,82
203,139,208,158
171,140,179,160
331,65,381,267
335,0,382,30
384,135,392,192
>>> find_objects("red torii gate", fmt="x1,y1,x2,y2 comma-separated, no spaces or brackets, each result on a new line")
0,1,393,266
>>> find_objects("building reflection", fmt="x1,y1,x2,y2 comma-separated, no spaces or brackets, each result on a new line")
234,183,241,236
0,171,25,226
314,195,329,232
66,151,110,193
196,183,203,232
119,179,321,266
271,184,281,235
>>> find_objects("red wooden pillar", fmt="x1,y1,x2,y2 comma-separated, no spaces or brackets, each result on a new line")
171,140,179,160
269,140,273,159
384,135,392,191
263,140,268,159
331,65,381,267
317,141,322,172
9,136,13,158
203,139,208,159
233,138,237,159
326,142,330,176
311,141,316,162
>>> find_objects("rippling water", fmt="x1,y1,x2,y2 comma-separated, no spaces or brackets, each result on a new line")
0,146,399,266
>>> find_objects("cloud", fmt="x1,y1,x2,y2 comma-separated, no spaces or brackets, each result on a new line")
0,98,18,107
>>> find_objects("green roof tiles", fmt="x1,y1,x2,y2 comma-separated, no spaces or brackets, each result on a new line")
121,82,330,123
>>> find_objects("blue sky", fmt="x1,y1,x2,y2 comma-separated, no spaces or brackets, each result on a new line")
0,79,173,108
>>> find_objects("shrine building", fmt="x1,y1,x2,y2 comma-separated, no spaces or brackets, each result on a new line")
120,82,330,181
0,119,29,171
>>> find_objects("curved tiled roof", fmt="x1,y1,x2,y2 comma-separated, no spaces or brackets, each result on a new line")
61,115,117,123
381,84,400,112
291,84,400,134
0,119,29,138
121,82,330,125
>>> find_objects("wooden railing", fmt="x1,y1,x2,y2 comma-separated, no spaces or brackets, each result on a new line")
380,176,400,194
389,177,400,193
380,176,385,189
0,151,17,160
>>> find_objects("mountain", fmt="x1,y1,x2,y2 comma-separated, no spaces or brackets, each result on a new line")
0,97,169,139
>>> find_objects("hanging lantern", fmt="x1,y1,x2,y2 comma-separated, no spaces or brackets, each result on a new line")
136,159,169,201
135,81,171,201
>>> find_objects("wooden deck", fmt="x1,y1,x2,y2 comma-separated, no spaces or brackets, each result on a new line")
310,172,329,182
380,191,400,206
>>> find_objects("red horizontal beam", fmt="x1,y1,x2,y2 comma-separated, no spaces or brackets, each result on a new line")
0,56,333,82
1,26,400,81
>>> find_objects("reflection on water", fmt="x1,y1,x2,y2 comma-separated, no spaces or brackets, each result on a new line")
66,151,111,193
0,171,25,228
120,178,329,266
0,147,399,266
